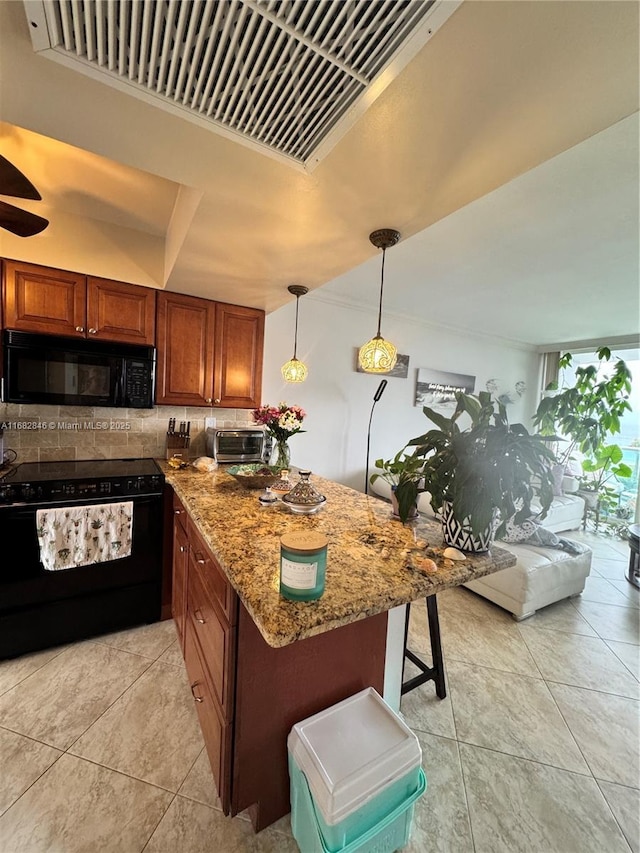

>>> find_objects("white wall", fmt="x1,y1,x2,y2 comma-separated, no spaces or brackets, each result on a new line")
263,294,540,492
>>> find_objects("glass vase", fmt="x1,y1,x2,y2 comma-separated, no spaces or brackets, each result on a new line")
271,439,291,471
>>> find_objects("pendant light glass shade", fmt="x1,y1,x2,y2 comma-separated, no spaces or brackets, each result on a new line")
281,285,309,383
358,228,400,374
358,335,398,373
281,356,308,383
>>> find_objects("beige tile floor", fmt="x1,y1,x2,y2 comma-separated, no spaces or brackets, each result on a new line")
0,528,638,852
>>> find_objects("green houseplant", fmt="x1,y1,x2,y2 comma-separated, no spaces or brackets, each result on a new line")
369,449,424,521
533,347,632,466
578,444,632,516
396,391,556,549
533,347,633,517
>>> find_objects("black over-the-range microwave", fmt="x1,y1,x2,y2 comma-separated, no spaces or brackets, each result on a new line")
2,330,155,408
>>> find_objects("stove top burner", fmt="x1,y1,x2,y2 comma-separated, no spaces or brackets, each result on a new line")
5,458,162,483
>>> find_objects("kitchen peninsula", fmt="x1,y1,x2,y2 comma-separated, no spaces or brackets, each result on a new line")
163,462,516,832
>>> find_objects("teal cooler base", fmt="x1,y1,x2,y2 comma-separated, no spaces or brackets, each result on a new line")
289,758,426,853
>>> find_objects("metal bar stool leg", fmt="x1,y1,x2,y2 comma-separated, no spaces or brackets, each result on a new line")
426,594,446,699
401,594,447,699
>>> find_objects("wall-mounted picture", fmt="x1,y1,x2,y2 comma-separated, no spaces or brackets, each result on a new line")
355,350,410,379
485,378,527,406
415,368,476,411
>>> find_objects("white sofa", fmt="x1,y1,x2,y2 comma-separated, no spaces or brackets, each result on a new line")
464,543,591,620
370,480,591,619
369,479,585,535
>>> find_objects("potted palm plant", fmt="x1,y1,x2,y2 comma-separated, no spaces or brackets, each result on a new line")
369,449,424,521
396,391,556,550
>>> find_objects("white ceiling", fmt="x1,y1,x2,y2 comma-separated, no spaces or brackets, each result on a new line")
25,0,458,168
0,0,638,348
320,113,640,348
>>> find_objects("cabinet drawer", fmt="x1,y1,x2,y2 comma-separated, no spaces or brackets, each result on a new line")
187,560,234,714
172,493,188,535
184,621,230,808
188,521,236,625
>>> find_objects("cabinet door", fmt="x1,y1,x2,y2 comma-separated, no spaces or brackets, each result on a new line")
86,277,156,345
172,499,189,648
214,303,264,409
187,554,236,715
155,292,216,406
3,259,85,336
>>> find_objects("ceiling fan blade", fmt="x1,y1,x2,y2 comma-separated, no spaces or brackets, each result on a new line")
0,200,49,237
0,155,42,200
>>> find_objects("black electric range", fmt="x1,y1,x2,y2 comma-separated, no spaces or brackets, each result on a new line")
0,457,165,659
0,457,164,505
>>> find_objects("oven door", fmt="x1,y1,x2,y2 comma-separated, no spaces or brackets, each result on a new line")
0,494,163,658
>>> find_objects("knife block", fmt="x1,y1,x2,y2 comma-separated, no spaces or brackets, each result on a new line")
166,435,191,459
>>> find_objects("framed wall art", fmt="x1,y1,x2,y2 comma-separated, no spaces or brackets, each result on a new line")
415,368,476,411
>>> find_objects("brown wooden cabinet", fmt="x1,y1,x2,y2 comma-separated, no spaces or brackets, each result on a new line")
85,276,156,345
169,487,388,832
171,493,189,647
214,302,264,409
155,292,216,407
2,259,156,345
180,511,238,813
156,291,264,408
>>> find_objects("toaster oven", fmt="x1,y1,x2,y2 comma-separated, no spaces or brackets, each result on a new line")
206,427,271,463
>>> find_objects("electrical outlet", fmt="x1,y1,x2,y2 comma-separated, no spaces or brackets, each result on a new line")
205,417,216,430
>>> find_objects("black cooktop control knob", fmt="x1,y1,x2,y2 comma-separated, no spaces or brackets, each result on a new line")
0,485,16,503
20,484,35,500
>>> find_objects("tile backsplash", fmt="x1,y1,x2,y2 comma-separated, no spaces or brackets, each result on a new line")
0,404,254,464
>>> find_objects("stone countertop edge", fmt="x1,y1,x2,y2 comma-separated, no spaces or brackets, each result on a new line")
161,462,517,649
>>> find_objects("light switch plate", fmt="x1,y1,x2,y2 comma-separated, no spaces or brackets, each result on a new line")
205,417,216,430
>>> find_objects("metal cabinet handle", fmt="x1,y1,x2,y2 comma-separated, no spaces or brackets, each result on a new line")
88,328,97,334
195,552,206,565
174,509,182,515
205,397,212,404
190,683,204,703
194,609,205,624
214,398,221,404
75,326,84,333
179,545,186,553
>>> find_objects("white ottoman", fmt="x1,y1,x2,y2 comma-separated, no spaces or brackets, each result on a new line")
464,541,592,620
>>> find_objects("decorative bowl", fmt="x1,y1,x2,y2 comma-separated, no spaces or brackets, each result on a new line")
226,464,280,489
281,494,327,514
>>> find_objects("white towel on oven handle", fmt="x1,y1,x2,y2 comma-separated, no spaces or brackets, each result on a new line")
36,501,134,571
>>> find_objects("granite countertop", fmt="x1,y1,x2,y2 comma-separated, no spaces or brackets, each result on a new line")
162,463,517,648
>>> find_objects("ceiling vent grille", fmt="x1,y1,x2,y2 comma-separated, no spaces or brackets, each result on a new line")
25,0,459,169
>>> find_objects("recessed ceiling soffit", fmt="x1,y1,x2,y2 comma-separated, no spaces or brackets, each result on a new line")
24,0,460,170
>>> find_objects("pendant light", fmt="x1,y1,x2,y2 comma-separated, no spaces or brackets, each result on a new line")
358,228,400,373
281,284,309,382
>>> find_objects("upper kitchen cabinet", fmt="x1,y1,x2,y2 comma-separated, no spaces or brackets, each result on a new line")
155,291,216,406
214,302,264,409
85,276,156,345
3,259,84,337
2,260,156,345
155,292,264,408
